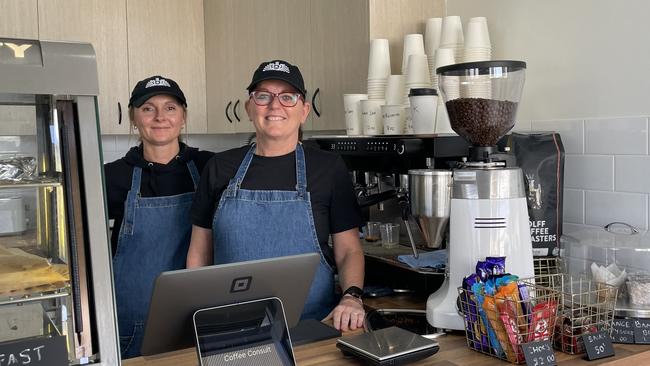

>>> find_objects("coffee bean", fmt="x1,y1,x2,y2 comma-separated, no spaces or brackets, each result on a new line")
445,98,518,146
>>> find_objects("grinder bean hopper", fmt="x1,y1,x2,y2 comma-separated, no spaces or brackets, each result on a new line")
426,61,535,330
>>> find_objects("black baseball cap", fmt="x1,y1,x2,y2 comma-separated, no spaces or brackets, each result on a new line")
246,60,307,96
128,75,187,108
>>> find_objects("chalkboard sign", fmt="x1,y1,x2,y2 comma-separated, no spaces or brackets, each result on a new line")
582,331,615,360
633,319,650,344
522,340,556,366
611,319,635,344
0,335,67,366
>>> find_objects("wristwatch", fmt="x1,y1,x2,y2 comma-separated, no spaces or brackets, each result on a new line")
343,286,364,300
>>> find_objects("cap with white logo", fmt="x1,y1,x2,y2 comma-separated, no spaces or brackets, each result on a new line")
129,75,187,108
247,60,306,96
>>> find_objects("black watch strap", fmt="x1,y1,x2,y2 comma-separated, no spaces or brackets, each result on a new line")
343,286,364,299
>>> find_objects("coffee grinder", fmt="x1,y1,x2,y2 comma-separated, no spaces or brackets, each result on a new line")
426,61,534,330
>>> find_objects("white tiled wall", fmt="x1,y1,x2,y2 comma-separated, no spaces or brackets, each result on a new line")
100,130,338,164
100,133,250,164
526,116,650,231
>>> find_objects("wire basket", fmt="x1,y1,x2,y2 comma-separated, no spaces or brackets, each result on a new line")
458,278,561,364
534,257,561,278
536,274,618,354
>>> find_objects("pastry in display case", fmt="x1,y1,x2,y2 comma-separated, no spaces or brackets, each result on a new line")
0,39,119,364
561,222,650,318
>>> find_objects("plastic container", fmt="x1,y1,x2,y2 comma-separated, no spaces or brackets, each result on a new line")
560,223,650,317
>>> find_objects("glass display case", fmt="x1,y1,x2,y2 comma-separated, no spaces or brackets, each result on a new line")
561,223,650,318
0,39,118,365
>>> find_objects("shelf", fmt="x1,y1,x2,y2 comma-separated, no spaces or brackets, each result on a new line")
0,286,70,306
0,178,61,189
363,242,445,275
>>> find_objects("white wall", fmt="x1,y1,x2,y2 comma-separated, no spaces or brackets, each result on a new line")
448,0,650,231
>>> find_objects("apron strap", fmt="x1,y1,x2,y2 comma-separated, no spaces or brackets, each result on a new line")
186,160,200,189
224,144,256,196
122,166,143,235
295,143,307,197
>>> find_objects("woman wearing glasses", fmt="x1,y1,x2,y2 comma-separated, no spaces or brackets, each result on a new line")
105,76,214,358
188,60,365,331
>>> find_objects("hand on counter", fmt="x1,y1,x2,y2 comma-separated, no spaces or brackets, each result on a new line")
323,295,365,332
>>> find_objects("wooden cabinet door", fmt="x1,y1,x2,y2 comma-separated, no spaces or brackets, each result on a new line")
0,0,38,39
229,0,311,134
204,0,235,134
309,0,369,132
38,0,130,135
127,0,207,134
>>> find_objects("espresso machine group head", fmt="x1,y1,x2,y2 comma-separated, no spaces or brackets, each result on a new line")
427,61,535,330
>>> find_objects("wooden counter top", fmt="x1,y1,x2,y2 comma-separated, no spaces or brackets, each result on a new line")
123,294,650,366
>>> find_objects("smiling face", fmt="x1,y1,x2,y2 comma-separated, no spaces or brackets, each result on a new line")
132,94,186,147
245,80,310,144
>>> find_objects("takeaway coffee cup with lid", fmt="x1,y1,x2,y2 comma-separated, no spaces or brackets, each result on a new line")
409,88,438,134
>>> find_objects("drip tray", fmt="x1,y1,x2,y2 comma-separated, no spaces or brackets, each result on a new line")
364,309,437,336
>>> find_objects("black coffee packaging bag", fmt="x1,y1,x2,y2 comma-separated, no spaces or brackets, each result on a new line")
507,133,565,256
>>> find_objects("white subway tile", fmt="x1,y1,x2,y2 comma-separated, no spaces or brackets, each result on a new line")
564,155,613,190
101,151,122,164
616,156,650,193
563,189,584,224
100,135,116,152
585,117,648,155
115,135,137,155
531,119,583,154
585,191,648,230
512,119,532,132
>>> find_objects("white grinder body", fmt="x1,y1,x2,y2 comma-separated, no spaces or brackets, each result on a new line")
426,167,534,330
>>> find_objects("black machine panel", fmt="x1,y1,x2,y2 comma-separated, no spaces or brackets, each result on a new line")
309,134,469,174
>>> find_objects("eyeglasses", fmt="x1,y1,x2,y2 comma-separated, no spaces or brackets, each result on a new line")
249,91,302,107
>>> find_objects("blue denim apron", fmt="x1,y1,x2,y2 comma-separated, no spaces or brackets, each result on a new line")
212,144,335,320
113,161,199,359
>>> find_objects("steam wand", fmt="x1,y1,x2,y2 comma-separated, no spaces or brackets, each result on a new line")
398,192,419,259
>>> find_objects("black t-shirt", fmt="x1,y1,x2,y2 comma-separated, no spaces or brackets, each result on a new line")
191,144,362,265
104,143,214,256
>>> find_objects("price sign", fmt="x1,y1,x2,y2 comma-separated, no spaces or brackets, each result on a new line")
0,335,67,366
582,331,615,360
633,319,650,344
611,318,635,344
522,340,556,366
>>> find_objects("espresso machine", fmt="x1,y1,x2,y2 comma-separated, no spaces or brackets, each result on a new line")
308,135,467,294
426,61,535,330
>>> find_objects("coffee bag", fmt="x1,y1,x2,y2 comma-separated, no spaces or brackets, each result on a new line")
508,133,565,256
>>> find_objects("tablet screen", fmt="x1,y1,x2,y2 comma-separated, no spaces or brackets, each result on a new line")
193,297,296,366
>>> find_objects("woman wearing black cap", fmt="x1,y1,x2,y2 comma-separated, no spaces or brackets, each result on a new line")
104,75,213,359
187,60,365,332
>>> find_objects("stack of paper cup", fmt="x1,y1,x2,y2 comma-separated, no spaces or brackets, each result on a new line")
403,106,413,134
361,99,385,135
367,39,390,100
440,16,464,63
425,18,443,87
433,48,457,135
404,54,432,104
382,75,406,134
401,34,425,75
464,17,491,62
343,94,368,135
384,75,406,105
409,88,438,135
434,48,458,100
381,104,405,135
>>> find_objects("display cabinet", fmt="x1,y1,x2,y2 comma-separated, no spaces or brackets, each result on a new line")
0,38,119,365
